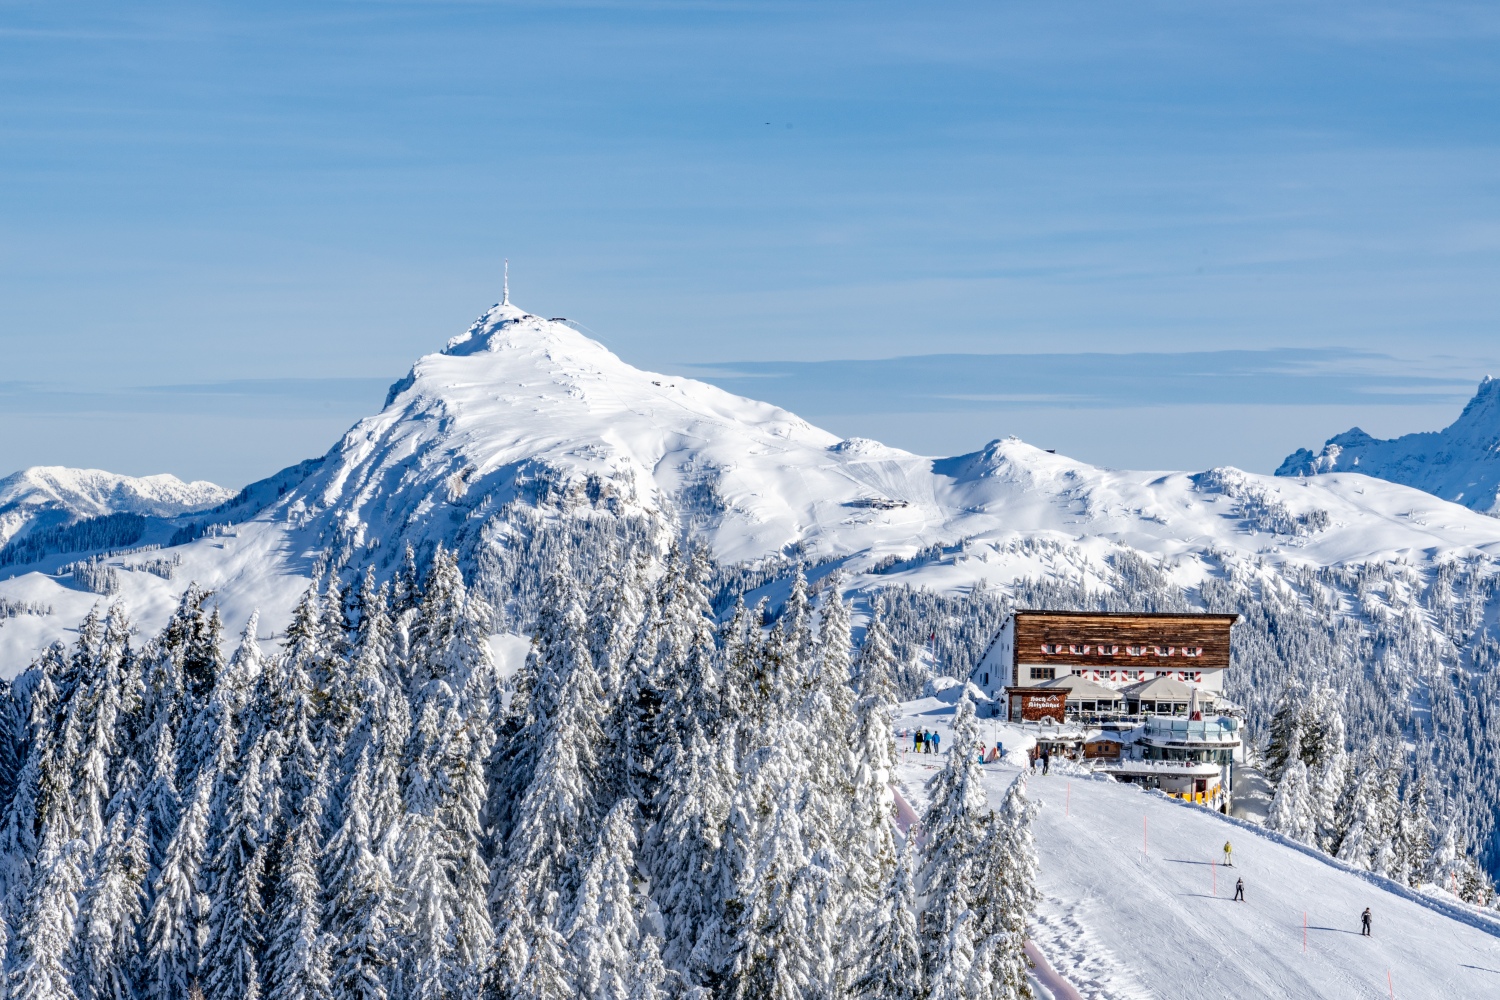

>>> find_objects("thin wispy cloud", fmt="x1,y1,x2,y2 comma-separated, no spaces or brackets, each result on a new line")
683,348,1484,415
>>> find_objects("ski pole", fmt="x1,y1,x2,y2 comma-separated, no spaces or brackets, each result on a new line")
1211,860,1216,896
1303,911,1307,953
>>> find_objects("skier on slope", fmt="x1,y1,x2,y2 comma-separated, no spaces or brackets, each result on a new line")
1233,878,1245,902
1361,907,1372,937
1223,840,1234,867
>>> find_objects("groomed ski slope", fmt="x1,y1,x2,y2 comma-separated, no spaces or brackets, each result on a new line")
894,705,1500,999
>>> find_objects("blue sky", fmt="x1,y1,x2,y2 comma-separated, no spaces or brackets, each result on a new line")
3,1,1499,484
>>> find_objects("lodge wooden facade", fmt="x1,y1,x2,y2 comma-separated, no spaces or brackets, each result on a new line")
1006,610,1234,678
972,610,1240,719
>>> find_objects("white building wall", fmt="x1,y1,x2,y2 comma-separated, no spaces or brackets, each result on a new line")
970,615,1014,699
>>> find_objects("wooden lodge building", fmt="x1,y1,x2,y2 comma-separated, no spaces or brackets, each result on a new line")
971,610,1244,811
970,610,1240,723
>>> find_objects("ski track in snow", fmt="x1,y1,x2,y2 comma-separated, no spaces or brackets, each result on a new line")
1030,893,1152,1000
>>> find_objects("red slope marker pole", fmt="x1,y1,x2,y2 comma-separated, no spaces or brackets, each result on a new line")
1388,969,1394,998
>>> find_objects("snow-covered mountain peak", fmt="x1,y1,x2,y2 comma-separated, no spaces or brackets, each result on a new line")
1277,376,1500,513
442,301,608,361
1455,373,1500,430
287,302,870,568
934,436,1096,489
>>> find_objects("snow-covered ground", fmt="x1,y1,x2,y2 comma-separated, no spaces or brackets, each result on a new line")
892,700,1500,999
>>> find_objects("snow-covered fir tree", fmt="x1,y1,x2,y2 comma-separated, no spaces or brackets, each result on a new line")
846,598,899,897
141,771,213,1000
853,838,924,1000
76,811,148,1000
567,800,648,1000
264,767,332,1000
1267,759,1317,846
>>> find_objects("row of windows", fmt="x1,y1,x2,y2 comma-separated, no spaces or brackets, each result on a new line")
1080,669,1204,682
1026,667,1203,682
1038,643,1204,657
1138,745,1234,765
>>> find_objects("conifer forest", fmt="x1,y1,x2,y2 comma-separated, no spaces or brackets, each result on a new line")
0,541,1039,1000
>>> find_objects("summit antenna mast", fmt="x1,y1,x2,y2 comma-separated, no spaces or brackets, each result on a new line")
503,259,510,305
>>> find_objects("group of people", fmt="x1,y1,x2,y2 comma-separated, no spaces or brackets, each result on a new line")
1222,841,1374,936
910,728,942,754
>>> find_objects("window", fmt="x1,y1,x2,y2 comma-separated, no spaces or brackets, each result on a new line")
1126,645,1146,656
1030,667,1055,681
982,672,989,684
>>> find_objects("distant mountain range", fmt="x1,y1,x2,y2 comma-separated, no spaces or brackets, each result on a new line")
0,466,231,551
1277,376,1500,515
5,301,1500,666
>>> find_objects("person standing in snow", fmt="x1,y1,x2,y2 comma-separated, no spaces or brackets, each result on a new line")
1223,841,1234,867
1042,750,1050,776
933,731,941,754
1361,907,1372,937
1233,878,1245,902
913,729,922,754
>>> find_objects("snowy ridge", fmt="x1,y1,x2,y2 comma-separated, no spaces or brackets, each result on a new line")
0,466,231,548
1277,375,1500,514
284,303,1500,583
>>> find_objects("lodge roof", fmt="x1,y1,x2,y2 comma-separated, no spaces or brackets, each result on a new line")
1039,675,1124,701
1014,609,1240,622
1123,675,1194,700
